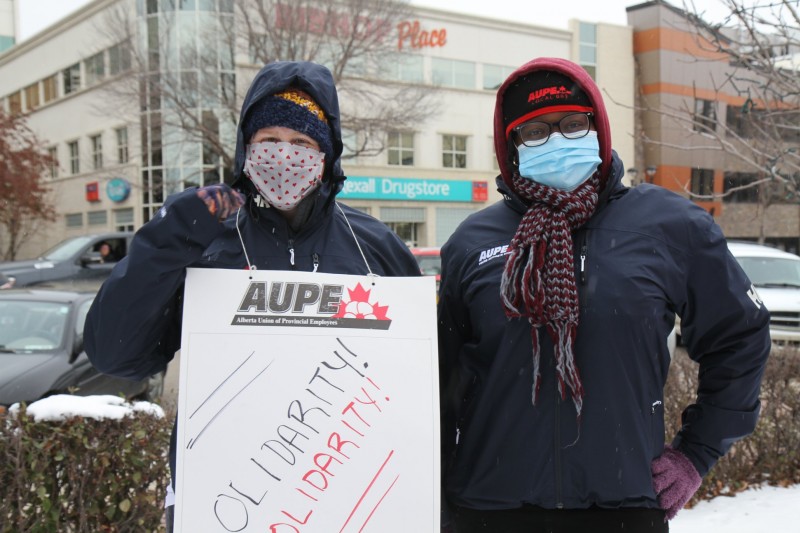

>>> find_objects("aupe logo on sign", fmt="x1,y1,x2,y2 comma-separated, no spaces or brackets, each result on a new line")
232,281,392,330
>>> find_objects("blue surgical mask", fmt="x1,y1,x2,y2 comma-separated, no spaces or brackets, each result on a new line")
517,131,601,191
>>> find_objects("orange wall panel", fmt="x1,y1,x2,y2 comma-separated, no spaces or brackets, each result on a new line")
649,165,723,216
633,27,728,60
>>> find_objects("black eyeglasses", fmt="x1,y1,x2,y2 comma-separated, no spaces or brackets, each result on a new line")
512,112,594,147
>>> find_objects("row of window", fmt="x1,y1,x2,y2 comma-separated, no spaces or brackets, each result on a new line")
49,127,129,178
65,207,134,231
382,131,495,170
249,22,597,90
691,168,799,204
4,41,131,115
694,98,800,142
139,0,234,15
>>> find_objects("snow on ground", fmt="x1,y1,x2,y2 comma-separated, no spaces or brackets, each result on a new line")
671,483,800,532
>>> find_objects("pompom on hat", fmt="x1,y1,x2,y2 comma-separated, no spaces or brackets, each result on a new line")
242,89,334,165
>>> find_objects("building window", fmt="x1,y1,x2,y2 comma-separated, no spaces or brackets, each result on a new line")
63,63,81,95
42,74,58,103
579,22,598,79
88,210,108,226
65,213,83,228
431,58,475,89
694,99,717,133
723,172,760,203
725,104,749,137
7,91,22,114
340,128,357,160
442,134,467,168
483,64,514,91
381,207,425,248
91,134,103,170
109,41,132,75
388,131,414,166
68,140,80,174
48,146,59,178
385,54,425,83
24,83,40,110
85,52,105,85
116,127,129,164
114,207,135,232
690,168,714,197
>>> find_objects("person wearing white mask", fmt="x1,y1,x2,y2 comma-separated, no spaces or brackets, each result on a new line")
83,61,420,532
437,57,770,532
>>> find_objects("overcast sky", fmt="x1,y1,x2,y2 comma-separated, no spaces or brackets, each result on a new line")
15,0,738,42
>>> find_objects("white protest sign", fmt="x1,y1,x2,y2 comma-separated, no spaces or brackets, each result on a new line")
175,268,439,532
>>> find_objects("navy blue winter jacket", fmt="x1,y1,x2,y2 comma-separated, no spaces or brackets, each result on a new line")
438,157,771,511
84,61,420,483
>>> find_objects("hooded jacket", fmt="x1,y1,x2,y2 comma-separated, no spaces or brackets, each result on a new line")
84,61,420,482
438,58,771,511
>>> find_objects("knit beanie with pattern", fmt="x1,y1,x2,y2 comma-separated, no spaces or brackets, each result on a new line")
242,89,334,167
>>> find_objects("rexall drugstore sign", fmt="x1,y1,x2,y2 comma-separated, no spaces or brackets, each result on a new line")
340,176,488,202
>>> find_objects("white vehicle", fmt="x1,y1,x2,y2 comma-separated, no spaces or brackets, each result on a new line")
728,241,800,343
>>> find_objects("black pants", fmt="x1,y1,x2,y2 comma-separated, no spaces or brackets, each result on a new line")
452,505,668,533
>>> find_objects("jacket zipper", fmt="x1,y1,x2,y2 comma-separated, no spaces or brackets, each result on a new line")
579,232,588,308
554,388,563,508
312,253,319,272
288,239,295,269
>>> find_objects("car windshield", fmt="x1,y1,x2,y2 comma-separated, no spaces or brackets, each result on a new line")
737,257,800,288
417,255,441,276
39,236,95,261
0,300,68,351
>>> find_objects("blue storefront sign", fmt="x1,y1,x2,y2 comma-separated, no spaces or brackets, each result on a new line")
106,178,131,202
340,176,487,202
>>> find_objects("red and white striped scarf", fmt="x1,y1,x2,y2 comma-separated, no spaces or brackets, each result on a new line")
500,173,600,417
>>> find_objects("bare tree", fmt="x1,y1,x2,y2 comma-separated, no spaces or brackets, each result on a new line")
0,111,57,261
93,0,438,188
632,2,798,201
238,0,439,158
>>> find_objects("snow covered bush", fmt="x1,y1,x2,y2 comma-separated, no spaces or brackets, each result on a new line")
0,395,171,532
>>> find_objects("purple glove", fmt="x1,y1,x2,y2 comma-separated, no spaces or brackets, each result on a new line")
196,184,245,221
651,445,702,520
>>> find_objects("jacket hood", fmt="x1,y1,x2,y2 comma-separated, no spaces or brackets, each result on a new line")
232,61,345,194
493,57,613,192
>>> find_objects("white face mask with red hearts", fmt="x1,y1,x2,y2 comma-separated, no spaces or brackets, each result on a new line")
243,141,326,211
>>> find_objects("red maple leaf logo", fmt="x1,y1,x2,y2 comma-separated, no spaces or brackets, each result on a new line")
332,282,390,320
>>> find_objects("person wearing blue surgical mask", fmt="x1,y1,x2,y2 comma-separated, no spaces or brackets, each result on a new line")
512,110,601,191
436,58,770,533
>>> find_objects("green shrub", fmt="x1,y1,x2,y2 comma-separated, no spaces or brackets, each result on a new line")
0,403,171,533
664,345,800,506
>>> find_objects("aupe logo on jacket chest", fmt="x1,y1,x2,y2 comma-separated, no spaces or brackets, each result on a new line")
478,244,510,265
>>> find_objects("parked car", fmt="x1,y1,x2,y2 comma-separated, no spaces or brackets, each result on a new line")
0,232,133,289
0,271,13,290
410,247,441,288
0,287,163,412
728,241,800,342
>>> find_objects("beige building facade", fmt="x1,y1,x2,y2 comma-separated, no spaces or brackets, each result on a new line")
627,0,800,252
1,0,635,259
